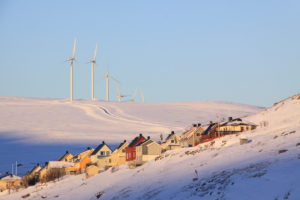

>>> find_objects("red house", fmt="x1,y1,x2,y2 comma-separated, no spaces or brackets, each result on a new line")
126,134,146,162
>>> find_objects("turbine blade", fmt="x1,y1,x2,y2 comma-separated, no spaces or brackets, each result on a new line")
72,39,77,58
93,44,98,61
95,63,100,68
110,75,120,84
74,59,81,68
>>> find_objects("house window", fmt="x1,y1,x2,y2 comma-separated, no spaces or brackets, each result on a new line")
106,151,110,155
100,151,105,156
171,140,175,143
196,133,200,136
122,149,125,153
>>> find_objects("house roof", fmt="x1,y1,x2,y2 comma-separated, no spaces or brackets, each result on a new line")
181,126,203,139
48,161,74,168
29,164,42,174
202,123,217,135
0,174,21,180
136,138,153,146
128,135,145,147
91,142,112,156
58,151,73,161
165,131,178,141
116,140,127,150
220,118,257,127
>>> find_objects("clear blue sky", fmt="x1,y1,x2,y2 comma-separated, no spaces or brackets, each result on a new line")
0,0,299,106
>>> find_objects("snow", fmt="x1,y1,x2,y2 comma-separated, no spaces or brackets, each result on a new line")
1,95,300,200
47,161,74,169
0,175,21,180
0,97,261,144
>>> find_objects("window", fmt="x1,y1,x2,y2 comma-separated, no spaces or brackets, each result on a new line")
122,149,125,153
109,159,111,163
100,151,105,156
106,151,110,155
171,140,175,143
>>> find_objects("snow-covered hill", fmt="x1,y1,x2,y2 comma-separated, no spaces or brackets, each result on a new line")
0,97,261,144
1,94,299,200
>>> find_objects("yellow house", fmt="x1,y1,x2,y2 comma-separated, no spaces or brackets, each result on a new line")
161,131,181,151
65,148,94,174
135,137,162,166
58,151,74,162
0,174,22,192
109,140,129,167
217,118,257,135
28,164,42,177
180,124,205,147
90,142,113,171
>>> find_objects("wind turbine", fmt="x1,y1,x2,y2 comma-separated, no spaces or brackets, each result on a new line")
116,84,130,102
66,39,78,102
88,44,98,100
132,88,145,103
105,71,120,101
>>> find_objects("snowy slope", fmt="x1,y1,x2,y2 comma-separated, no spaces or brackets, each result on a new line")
1,94,299,200
0,97,261,144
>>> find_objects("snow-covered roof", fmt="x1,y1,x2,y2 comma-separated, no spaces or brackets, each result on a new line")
221,118,257,127
48,161,74,168
0,174,21,180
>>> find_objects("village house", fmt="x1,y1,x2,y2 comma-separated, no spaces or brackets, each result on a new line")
217,117,257,135
200,122,219,143
65,147,94,174
90,141,113,171
135,137,162,166
58,151,73,162
126,134,146,166
109,140,129,167
39,161,75,182
0,173,22,192
161,131,181,151
28,164,42,177
180,124,205,147
23,163,42,186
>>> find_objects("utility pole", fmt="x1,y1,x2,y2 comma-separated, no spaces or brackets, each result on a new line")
15,161,17,176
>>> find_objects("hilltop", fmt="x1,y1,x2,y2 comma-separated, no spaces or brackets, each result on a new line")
0,94,299,199
0,97,261,144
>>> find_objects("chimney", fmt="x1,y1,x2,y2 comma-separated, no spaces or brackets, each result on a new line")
147,136,150,139
102,141,105,144
139,133,143,137
66,150,69,154
124,140,126,142
228,117,233,121
193,124,197,127
197,123,201,127
87,147,91,150
171,131,175,134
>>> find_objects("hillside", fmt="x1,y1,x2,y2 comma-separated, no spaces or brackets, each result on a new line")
0,97,261,144
1,94,299,200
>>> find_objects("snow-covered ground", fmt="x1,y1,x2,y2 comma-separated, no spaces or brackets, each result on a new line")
1,95,300,200
0,97,261,144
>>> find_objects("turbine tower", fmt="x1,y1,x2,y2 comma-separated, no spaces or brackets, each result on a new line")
116,84,129,102
105,71,120,101
105,72,110,101
89,44,98,100
132,88,145,103
66,39,77,102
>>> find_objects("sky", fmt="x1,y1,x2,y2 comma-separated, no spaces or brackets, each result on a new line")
0,0,299,107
